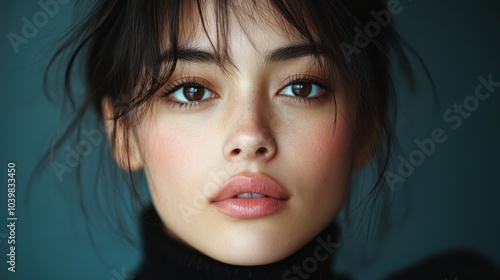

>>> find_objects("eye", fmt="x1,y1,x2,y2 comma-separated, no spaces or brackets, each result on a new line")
168,84,215,103
280,81,325,98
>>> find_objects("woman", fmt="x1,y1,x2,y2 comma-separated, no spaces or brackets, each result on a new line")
37,0,500,279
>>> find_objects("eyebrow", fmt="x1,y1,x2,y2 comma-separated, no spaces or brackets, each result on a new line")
162,47,218,64
265,43,324,63
159,43,323,65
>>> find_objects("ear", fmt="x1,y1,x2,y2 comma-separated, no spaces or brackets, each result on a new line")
102,97,144,171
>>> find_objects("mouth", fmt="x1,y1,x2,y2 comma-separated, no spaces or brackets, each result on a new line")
211,174,290,219
233,193,268,198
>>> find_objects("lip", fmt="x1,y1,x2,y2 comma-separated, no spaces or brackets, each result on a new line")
211,174,290,219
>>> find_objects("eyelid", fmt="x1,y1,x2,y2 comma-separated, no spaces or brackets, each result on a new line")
279,74,330,91
277,74,331,97
159,76,215,97
158,76,220,110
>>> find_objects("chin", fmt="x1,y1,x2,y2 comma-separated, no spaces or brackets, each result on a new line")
195,225,305,266
205,244,296,266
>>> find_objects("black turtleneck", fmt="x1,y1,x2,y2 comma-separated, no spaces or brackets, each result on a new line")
134,207,349,280
134,208,500,280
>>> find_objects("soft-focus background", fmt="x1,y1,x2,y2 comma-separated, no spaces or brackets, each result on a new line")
1,0,499,279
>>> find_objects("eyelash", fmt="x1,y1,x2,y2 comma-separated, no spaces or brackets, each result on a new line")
159,74,332,110
279,74,332,105
159,77,214,110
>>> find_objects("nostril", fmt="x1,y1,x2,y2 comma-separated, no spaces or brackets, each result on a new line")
229,147,270,158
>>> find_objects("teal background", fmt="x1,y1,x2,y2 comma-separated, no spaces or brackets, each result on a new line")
1,0,499,279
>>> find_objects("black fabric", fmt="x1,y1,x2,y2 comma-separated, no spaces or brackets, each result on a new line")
134,208,500,280
386,250,500,280
134,207,348,280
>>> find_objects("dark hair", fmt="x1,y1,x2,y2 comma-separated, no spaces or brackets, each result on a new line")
38,0,415,246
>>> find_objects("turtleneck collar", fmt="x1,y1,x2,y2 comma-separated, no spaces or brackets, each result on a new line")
134,207,349,280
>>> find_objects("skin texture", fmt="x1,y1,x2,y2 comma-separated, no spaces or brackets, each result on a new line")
105,2,365,266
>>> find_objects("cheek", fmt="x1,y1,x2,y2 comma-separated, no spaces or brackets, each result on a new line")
135,116,217,223
282,107,354,219
285,104,354,174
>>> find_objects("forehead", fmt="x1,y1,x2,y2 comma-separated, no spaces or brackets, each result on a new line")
176,0,309,52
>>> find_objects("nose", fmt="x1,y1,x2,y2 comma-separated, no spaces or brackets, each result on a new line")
223,112,277,163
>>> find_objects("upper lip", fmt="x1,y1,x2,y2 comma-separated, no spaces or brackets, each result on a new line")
210,173,290,202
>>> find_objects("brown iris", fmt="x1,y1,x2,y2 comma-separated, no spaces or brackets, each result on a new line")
183,85,206,101
291,82,312,97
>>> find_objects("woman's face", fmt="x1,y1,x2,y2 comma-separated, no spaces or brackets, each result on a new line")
121,3,362,265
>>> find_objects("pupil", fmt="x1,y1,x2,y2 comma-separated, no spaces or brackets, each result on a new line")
183,86,204,101
292,82,311,97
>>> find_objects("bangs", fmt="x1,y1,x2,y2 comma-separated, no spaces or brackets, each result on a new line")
95,0,388,118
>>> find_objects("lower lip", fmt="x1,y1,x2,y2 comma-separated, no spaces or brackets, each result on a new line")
213,197,288,219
